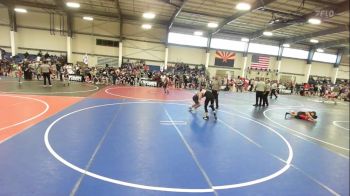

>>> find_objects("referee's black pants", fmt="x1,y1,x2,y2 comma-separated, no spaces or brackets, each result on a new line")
263,91,270,106
204,98,215,113
255,91,263,106
43,73,51,85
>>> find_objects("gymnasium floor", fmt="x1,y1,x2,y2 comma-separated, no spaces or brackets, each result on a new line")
0,78,348,196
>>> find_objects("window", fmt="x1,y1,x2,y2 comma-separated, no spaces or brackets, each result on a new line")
168,32,208,47
282,48,309,59
96,39,119,47
210,38,247,52
313,52,337,63
248,43,279,56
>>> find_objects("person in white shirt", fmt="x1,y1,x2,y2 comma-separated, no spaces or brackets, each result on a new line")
236,76,243,93
253,79,266,106
40,61,51,87
253,80,258,92
263,80,271,106
270,81,278,99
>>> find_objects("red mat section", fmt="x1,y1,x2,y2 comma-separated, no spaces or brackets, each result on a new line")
92,86,194,101
0,97,47,128
0,94,82,142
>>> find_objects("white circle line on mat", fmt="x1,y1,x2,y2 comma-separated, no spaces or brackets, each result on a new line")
0,94,49,131
333,121,349,131
44,102,292,192
263,107,349,151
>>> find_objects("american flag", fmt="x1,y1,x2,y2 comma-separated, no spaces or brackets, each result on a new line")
251,54,270,70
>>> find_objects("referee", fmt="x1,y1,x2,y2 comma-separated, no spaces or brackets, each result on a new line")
40,61,52,87
253,78,265,106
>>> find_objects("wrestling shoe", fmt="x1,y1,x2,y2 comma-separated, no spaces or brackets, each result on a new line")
203,116,209,120
285,112,289,119
213,111,217,120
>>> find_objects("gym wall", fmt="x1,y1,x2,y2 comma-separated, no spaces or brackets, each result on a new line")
0,8,348,82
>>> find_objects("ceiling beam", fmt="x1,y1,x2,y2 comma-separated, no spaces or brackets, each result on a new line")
4,0,168,25
53,0,69,36
0,0,56,10
54,0,64,9
212,0,277,35
114,0,123,40
0,0,123,20
8,7,17,32
257,7,303,18
114,0,122,18
330,0,350,15
159,0,180,8
250,0,350,39
168,0,188,30
305,0,337,6
0,0,18,32
181,9,224,19
284,25,349,44
3,0,347,51
0,0,9,6
315,38,350,49
172,23,247,36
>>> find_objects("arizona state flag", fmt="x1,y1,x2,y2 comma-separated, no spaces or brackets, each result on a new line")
215,50,235,67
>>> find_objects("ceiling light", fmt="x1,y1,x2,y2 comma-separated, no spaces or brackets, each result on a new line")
83,16,93,21
236,2,251,11
14,8,27,13
316,48,324,52
66,2,80,8
241,37,249,42
263,31,273,36
208,22,218,28
141,24,152,29
310,39,319,43
194,31,203,36
282,43,290,48
308,18,321,25
143,12,156,19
